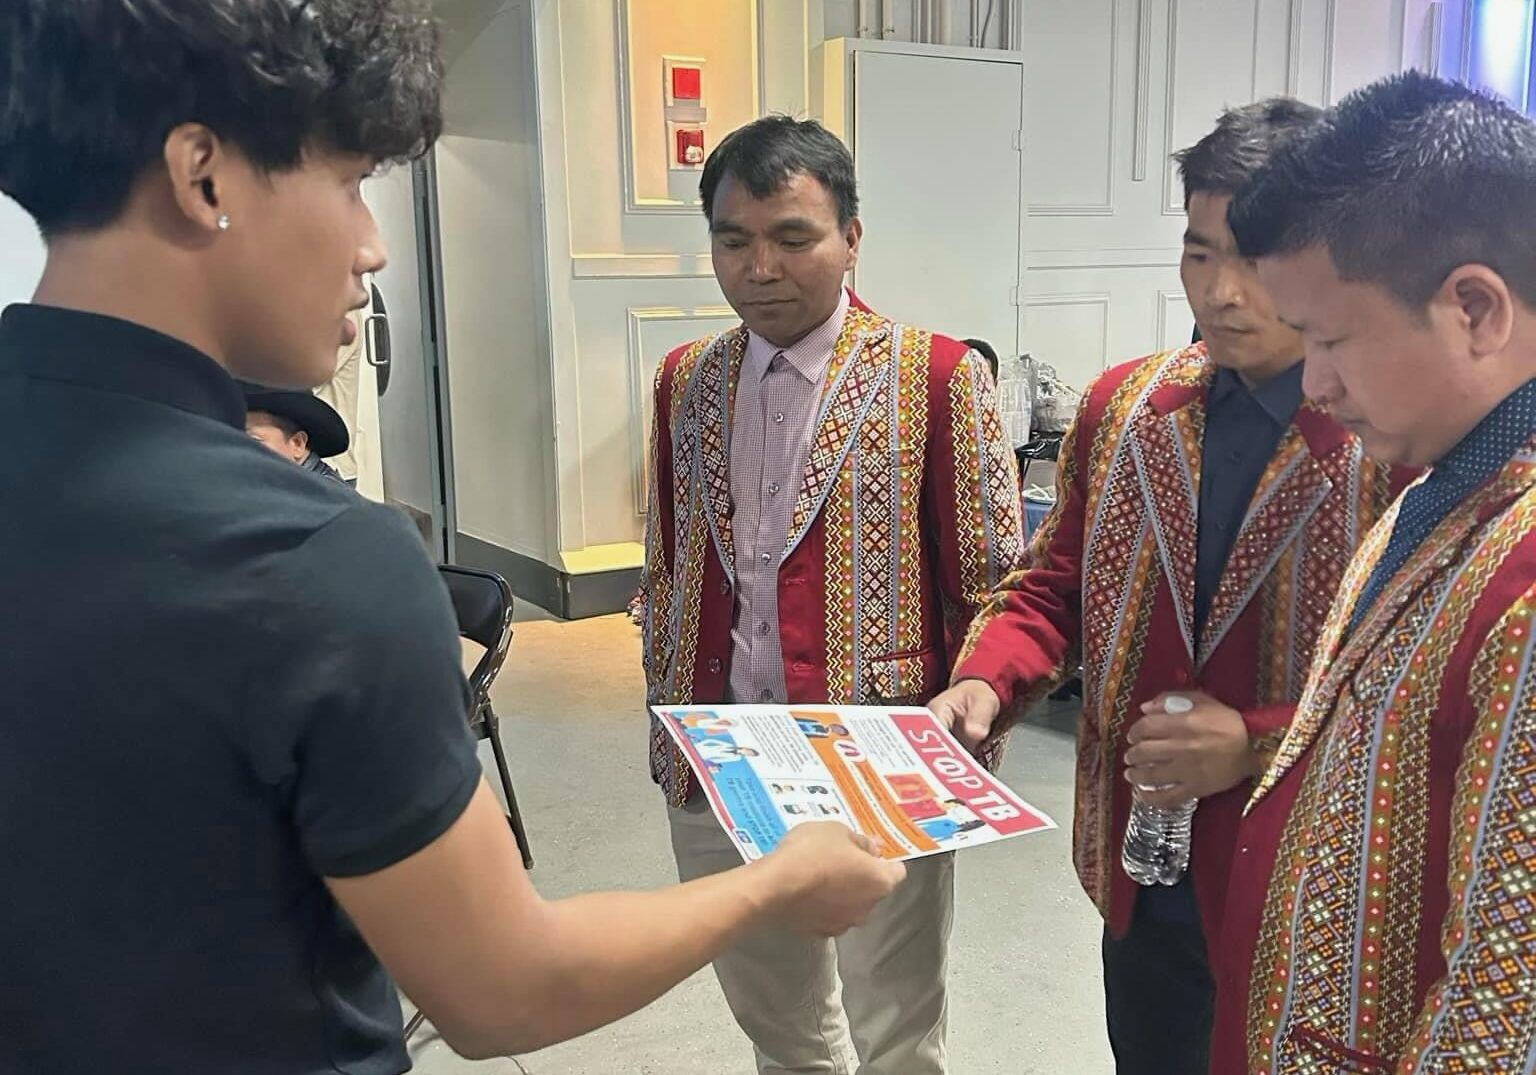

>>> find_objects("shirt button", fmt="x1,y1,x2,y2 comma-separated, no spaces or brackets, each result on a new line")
759,689,774,703
708,658,723,674
768,482,780,495
758,621,771,636
773,412,786,424
760,552,773,564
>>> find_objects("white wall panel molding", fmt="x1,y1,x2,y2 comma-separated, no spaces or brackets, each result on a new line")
1160,0,1183,214
572,252,715,279
1321,0,1339,102
1286,0,1305,93
1156,288,1192,351
626,306,739,516
1131,0,1159,183
1027,246,1181,271
1022,291,1113,387
614,0,762,216
1026,0,1119,216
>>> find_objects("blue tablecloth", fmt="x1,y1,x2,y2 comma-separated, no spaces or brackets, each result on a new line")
1023,496,1053,541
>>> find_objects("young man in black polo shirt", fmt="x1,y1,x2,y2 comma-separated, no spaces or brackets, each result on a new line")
0,4,904,1073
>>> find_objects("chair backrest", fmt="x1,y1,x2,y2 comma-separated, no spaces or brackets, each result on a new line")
439,565,511,648
437,566,515,711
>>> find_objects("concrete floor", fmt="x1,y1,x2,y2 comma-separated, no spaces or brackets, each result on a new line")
408,607,1112,1075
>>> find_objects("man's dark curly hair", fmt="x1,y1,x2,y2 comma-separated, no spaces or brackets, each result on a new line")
0,0,445,236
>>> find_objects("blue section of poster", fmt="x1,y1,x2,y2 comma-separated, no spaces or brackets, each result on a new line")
674,721,789,856
712,759,788,856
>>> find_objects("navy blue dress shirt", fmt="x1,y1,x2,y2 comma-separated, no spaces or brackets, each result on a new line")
1349,378,1536,633
1194,363,1306,637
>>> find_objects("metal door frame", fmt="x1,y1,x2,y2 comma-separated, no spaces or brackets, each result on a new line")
410,153,459,563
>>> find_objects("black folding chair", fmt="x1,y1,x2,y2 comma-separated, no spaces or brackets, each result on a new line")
438,564,533,870
1015,430,1064,489
404,565,531,1043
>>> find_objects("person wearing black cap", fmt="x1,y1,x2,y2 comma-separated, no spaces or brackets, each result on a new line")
243,383,351,485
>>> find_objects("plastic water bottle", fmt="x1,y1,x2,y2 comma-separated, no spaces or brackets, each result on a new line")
996,355,1034,449
1121,695,1198,886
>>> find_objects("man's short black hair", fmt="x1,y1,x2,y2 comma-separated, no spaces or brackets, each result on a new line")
700,116,859,227
1229,72,1536,312
0,0,445,236
1175,98,1321,208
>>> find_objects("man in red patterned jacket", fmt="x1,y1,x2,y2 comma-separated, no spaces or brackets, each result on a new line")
1213,71,1536,1075
640,116,1024,1075
930,101,1408,1075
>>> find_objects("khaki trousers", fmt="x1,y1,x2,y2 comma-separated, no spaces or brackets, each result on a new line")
668,797,954,1075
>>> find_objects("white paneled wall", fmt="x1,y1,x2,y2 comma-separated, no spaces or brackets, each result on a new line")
428,0,1415,578
436,0,556,563
0,196,44,310
1013,0,1411,392
0,0,1419,582
523,0,827,558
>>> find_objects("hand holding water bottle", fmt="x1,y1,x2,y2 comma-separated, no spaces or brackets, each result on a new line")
1122,689,1260,809
1121,694,1200,886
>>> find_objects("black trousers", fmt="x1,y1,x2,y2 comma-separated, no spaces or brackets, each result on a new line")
1101,892,1214,1075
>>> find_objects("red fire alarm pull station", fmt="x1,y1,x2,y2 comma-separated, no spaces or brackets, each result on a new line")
676,128,705,166
671,65,702,102
663,58,707,174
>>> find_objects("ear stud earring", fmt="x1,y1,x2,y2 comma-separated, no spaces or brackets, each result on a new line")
217,214,231,231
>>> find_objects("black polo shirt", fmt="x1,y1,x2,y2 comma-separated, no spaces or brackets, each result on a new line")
0,305,482,1075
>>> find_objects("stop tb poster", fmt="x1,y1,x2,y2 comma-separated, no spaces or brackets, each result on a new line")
652,704,1055,862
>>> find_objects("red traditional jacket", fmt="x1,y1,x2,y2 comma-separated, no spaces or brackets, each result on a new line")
953,343,1404,943
640,295,1026,806
1211,439,1536,1075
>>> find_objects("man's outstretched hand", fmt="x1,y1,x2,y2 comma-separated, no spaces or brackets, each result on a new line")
928,679,1003,752
764,824,908,937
